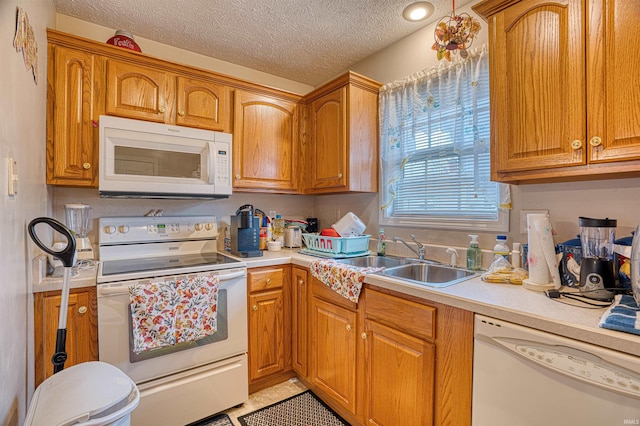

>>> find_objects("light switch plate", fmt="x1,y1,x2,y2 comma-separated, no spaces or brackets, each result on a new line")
520,209,549,234
7,157,17,196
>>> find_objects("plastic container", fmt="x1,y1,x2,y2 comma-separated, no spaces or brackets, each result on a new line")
511,242,522,268
493,235,510,260
272,214,285,244
25,361,139,426
466,234,482,270
377,228,386,256
332,212,366,236
302,234,370,255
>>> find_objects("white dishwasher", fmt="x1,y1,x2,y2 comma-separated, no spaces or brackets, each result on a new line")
472,314,640,426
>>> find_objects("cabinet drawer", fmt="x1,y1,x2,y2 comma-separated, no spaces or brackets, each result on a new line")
248,267,285,292
364,289,435,341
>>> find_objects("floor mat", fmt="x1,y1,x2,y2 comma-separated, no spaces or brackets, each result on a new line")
189,413,235,426
237,390,349,426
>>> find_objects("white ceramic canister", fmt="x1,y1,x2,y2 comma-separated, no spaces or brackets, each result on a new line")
284,226,302,248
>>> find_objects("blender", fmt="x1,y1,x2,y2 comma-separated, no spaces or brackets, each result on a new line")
578,216,616,301
64,204,94,260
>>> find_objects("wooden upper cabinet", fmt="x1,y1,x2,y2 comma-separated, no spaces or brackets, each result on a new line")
176,77,229,131
473,0,640,183
308,87,348,190
303,72,381,194
587,0,640,164
47,44,101,186
233,90,299,192
105,59,231,132
105,59,175,123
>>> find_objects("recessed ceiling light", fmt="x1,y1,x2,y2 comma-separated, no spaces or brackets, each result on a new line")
402,2,435,22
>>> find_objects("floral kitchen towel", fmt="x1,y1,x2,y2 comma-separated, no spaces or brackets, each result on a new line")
175,275,219,344
130,280,178,353
129,275,219,353
310,259,383,303
599,294,640,336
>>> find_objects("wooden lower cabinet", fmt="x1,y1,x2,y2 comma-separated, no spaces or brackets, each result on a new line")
363,319,435,425
291,266,309,377
310,296,358,414
298,270,474,426
33,286,98,387
247,265,294,392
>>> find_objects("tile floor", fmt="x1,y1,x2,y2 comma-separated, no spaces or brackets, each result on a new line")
223,378,308,423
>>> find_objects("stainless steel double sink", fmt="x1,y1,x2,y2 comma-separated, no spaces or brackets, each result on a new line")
335,255,479,288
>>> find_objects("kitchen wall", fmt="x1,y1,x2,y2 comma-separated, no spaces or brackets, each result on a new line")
343,4,640,261
0,1,55,425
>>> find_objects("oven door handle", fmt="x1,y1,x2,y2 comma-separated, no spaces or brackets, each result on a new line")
98,270,245,297
216,270,246,282
98,286,130,296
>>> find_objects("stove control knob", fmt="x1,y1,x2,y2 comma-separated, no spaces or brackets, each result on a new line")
205,223,214,231
195,223,203,231
118,225,130,234
105,225,117,234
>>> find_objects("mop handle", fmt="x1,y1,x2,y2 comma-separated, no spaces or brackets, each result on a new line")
28,217,76,373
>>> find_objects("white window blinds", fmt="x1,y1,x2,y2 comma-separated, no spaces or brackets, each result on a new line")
379,47,509,231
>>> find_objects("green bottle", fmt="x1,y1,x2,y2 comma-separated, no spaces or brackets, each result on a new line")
466,234,482,270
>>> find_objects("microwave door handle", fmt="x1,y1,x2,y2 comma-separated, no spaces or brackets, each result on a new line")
206,141,216,184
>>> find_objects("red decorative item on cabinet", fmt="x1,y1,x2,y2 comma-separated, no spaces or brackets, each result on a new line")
106,30,141,52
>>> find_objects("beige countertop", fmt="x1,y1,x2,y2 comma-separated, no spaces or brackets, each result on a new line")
33,249,640,357
241,250,640,358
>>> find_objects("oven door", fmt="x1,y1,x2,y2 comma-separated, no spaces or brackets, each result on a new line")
97,267,247,384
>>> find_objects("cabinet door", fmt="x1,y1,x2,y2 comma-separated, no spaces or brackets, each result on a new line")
310,296,357,414
233,91,299,192
105,59,175,123
363,319,435,426
176,77,230,132
248,289,285,381
34,287,98,387
489,0,586,175
47,45,99,186
587,0,640,163
291,266,308,377
308,87,348,190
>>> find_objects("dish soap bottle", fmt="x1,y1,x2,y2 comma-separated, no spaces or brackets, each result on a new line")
493,235,510,260
377,228,386,256
467,234,482,270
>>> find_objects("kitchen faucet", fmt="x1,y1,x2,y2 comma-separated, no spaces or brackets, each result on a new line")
393,235,425,260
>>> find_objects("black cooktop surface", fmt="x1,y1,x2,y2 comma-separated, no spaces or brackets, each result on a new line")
101,252,240,276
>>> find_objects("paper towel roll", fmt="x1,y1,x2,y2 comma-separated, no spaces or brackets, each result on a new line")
523,213,560,291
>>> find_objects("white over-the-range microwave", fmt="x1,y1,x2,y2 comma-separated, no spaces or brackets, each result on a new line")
99,115,232,199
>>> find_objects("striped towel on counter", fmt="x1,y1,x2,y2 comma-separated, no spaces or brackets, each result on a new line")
129,275,219,354
599,294,640,336
310,259,383,303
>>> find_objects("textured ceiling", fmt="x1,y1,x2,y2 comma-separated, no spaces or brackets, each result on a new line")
53,0,473,86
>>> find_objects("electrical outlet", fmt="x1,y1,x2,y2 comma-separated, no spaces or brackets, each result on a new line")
7,157,17,196
520,209,549,233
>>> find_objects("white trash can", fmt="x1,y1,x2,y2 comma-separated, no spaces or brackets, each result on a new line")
25,361,139,426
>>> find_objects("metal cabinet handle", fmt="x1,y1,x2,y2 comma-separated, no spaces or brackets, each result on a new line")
266,278,271,285
159,106,166,113
298,279,304,285
361,332,367,340
178,109,185,116
252,305,258,311
78,306,87,314
346,324,352,331
338,173,343,178
570,140,583,150
235,174,241,180
82,163,91,170
589,136,602,147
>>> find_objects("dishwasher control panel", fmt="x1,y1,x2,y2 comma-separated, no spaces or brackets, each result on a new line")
494,338,640,399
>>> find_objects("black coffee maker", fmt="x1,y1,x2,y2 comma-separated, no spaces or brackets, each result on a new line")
230,204,263,258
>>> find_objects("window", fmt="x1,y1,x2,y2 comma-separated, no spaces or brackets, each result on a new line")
379,48,509,231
